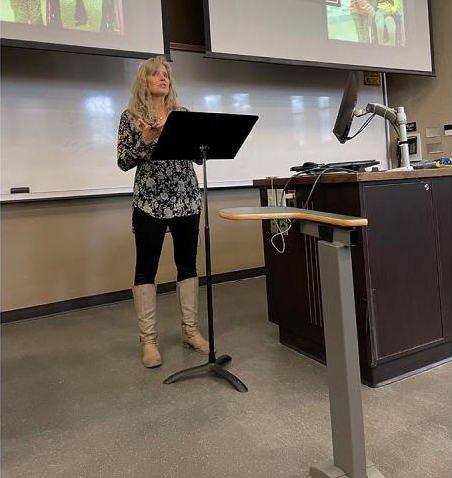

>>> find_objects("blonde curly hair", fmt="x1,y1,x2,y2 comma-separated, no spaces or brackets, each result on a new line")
127,56,182,125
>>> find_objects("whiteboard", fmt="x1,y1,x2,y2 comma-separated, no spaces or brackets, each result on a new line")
0,48,387,200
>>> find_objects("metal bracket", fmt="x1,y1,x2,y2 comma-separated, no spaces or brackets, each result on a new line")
300,221,359,247
319,225,334,243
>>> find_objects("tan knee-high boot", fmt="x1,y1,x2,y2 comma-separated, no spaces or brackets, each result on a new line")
178,277,209,355
132,284,162,368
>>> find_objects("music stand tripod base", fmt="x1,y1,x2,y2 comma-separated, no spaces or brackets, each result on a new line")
163,353,248,393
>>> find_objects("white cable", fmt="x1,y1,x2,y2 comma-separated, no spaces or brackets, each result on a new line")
269,166,355,255
270,218,293,254
270,176,276,206
269,175,290,254
302,167,355,207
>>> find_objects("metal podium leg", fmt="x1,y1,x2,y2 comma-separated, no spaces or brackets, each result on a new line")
309,241,385,478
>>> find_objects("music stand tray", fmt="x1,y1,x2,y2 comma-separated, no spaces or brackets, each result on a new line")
151,111,258,392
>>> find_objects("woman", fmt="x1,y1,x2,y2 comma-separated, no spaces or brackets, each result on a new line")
117,56,209,368
350,0,375,44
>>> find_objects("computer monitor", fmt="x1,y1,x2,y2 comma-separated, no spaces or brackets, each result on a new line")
333,72,358,144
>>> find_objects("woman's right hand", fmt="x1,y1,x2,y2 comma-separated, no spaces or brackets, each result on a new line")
137,118,162,144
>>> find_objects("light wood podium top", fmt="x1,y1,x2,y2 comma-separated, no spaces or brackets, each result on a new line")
219,207,368,227
253,168,452,187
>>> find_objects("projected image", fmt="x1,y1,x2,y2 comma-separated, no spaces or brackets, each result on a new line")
1,0,124,34
326,0,406,47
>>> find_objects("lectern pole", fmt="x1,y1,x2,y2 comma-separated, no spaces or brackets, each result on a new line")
218,208,385,477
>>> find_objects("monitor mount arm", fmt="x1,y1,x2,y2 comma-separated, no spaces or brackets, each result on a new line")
354,103,412,170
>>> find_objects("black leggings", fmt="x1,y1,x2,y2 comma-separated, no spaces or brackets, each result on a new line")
133,207,200,285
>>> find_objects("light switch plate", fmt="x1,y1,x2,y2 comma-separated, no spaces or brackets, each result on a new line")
407,133,422,161
426,142,444,154
426,127,442,138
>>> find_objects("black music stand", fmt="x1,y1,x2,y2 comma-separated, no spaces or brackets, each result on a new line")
151,111,258,392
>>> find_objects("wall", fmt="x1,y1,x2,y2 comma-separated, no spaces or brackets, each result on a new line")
387,0,451,162
0,49,387,313
1,188,263,311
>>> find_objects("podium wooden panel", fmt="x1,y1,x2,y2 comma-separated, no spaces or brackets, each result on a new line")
255,169,451,386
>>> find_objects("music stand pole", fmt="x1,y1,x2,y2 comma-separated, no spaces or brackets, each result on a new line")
200,145,216,364
163,145,248,393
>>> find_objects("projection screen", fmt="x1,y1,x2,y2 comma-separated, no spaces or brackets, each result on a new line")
204,0,434,74
1,0,168,58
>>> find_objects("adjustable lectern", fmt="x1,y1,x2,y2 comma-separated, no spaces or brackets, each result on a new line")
219,206,385,478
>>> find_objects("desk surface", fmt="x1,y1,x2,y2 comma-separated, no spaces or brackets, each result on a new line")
253,169,452,187
219,206,368,227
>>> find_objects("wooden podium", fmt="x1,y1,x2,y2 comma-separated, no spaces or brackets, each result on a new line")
254,169,451,386
219,206,384,478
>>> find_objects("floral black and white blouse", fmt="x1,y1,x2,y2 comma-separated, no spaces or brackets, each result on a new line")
117,109,202,220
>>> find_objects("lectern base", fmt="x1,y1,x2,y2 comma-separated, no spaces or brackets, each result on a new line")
309,460,385,478
163,354,248,393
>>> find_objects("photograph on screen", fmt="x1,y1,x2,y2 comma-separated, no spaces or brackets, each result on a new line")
1,0,124,35
326,0,406,47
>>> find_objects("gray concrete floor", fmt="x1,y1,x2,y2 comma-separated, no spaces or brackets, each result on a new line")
1,277,450,478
